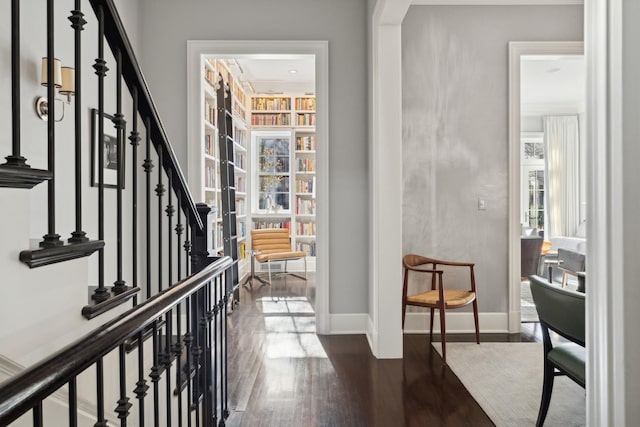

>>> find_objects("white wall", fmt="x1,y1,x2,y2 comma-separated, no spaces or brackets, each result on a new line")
401,5,583,315
0,0,142,367
138,0,369,314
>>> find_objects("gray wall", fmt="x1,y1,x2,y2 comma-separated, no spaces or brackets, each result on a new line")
401,5,583,312
138,0,369,314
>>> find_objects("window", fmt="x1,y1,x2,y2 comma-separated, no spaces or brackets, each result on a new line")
521,132,545,234
253,131,291,213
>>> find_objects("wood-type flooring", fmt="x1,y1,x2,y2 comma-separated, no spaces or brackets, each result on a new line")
226,273,540,427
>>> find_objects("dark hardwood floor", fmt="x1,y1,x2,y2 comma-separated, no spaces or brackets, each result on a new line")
226,273,541,426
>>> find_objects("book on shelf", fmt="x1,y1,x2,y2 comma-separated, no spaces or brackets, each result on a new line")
251,113,291,127
295,135,316,151
251,97,291,111
295,178,315,193
296,241,316,256
296,221,316,236
296,113,316,126
296,197,316,215
296,158,315,172
253,220,291,231
295,97,316,111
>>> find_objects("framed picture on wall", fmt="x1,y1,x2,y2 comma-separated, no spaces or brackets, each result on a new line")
91,108,125,189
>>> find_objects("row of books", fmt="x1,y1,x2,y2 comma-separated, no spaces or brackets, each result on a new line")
296,222,316,236
296,197,316,215
233,99,246,121
253,221,291,230
235,176,245,193
234,152,246,170
251,97,291,111
295,98,316,111
234,128,247,148
296,113,316,126
238,221,246,239
296,135,316,151
235,199,246,216
204,67,217,88
296,158,315,172
251,113,291,126
296,241,316,256
204,100,217,126
204,134,219,157
295,178,314,194
204,165,216,188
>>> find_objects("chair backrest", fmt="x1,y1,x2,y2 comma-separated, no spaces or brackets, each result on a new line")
529,275,585,345
251,228,293,254
558,248,586,273
521,236,543,277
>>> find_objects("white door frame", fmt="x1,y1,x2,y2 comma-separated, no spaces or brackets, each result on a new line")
507,41,584,333
186,40,330,334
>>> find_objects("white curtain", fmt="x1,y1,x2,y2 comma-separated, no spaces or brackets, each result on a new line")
543,115,580,237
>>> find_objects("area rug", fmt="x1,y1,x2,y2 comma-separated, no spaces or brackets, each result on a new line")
433,342,585,426
521,280,539,323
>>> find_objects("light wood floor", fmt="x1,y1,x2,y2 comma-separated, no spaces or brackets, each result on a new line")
226,273,540,426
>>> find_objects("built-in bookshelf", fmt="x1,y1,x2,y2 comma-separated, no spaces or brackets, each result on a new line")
249,97,317,270
195,58,251,274
250,96,316,129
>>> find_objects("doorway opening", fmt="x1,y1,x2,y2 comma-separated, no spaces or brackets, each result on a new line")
508,42,585,331
186,41,330,333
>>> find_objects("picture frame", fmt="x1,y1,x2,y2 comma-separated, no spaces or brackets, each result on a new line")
91,108,125,189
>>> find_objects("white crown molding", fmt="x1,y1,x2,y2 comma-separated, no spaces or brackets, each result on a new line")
411,0,583,5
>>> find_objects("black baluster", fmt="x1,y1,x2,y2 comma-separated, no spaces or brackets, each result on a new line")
207,279,216,425
68,0,88,243
129,88,141,304
40,0,62,248
150,322,160,427
165,305,173,427
92,5,109,302
144,118,153,299
184,234,193,427
69,377,78,427
134,331,148,427
115,345,132,425
214,276,222,424
96,358,107,426
175,197,184,427
157,148,165,293
184,214,191,278
222,276,229,422
33,402,43,427
165,181,174,426
113,49,126,295
2,0,26,168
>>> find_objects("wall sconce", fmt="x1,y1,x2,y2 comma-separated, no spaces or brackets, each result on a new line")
35,57,75,122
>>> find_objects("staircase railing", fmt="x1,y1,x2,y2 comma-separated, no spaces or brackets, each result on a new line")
0,256,233,426
0,0,235,425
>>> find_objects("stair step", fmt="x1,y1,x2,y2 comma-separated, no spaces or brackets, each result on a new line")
19,240,104,268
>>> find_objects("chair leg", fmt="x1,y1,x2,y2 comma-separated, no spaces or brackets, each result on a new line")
402,302,407,329
439,308,446,364
472,299,480,344
536,359,556,427
268,261,272,285
429,308,435,343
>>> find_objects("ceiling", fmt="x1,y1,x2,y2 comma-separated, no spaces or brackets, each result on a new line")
211,54,585,111
521,55,586,116
211,55,316,96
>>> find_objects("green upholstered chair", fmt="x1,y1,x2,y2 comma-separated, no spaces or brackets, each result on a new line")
529,275,585,427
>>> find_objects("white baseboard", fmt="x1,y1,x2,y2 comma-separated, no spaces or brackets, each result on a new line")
328,313,369,334
403,312,509,334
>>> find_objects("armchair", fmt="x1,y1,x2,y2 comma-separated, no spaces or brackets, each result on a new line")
246,228,307,286
402,254,480,364
529,275,585,426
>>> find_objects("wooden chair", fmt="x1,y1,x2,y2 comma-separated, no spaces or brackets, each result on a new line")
247,228,307,286
529,275,585,426
402,254,480,363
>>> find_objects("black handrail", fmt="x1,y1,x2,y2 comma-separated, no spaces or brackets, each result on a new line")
87,0,203,232
0,256,232,425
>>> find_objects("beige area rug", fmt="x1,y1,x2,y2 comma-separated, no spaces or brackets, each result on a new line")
433,342,585,427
